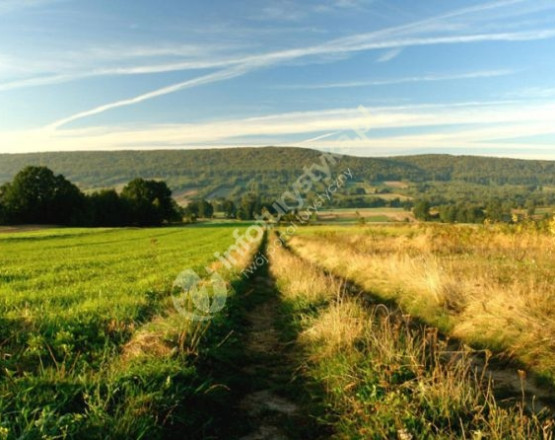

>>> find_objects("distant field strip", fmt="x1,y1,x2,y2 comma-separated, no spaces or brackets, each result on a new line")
289,225,555,387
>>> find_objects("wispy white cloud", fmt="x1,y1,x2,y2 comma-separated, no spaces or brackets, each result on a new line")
307,124,555,159
1,0,550,132
248,0,306,21
252,0,372,21
3,0,553,95
506,86,555,99
3,100,554,155
280,69,517,89
46,26,555,129
0,0,63,15
314,0,373,13
307,29,555,55
331,0,368,9
0,42,252,91
2,0,554,158
297,131,342,145
0,74,81,92
376,48,403,63
45,66,250,130
0,57,244,92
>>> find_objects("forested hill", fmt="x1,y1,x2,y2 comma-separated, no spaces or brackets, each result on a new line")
1,147,554,205
395,154,555,185
0,147,425,189
2,147,555,186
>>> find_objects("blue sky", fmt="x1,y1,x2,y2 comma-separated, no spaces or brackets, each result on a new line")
1,0,555,158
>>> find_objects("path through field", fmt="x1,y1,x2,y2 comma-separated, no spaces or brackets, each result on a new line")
228,243,326,440
205,235,329,440
216,234,554,439
238,282,301,440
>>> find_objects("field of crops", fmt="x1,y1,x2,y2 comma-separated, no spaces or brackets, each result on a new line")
0,225,252,439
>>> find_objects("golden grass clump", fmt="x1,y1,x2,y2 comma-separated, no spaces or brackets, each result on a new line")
268,232,342,304
300,300,366,358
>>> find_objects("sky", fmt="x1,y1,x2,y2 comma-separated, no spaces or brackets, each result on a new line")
0,0,555,159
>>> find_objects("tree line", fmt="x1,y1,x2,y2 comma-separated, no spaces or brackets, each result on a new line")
412,199,548,224
0,166,181,226
187,194,288,221
0,166,298,226
4,149,555,214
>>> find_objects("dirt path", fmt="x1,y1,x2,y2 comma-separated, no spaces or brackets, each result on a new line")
230,249,326,440
0,225,55,234
213,236,553,439
238,287,300,440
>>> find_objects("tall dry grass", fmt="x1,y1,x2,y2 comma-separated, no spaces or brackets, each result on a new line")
269,230,554,439
289,224,555,386
268,234,342,305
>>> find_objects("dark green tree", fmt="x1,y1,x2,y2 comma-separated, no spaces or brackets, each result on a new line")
237,193,261,220
0,166,85,225
525,199,536,216
87,189,129,226
439,205,457,223
222,199,236,218
121,178,179,226
485,200,504,222
0,183,8,224
198,199,214,218
184,199,214,219
413,200,431,221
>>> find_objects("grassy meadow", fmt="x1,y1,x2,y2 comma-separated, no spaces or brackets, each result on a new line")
269,230,554,438
1,222,554,439
0,225,257,439
288,223,555,391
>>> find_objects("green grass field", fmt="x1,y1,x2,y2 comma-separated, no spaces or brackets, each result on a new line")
1,223,554,439
0,225,252,439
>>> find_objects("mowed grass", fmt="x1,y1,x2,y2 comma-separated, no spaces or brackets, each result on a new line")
0,226,245,363
0,225,252,439
289,224,555,389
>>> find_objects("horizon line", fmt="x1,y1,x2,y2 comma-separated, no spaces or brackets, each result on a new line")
0,145,553,162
